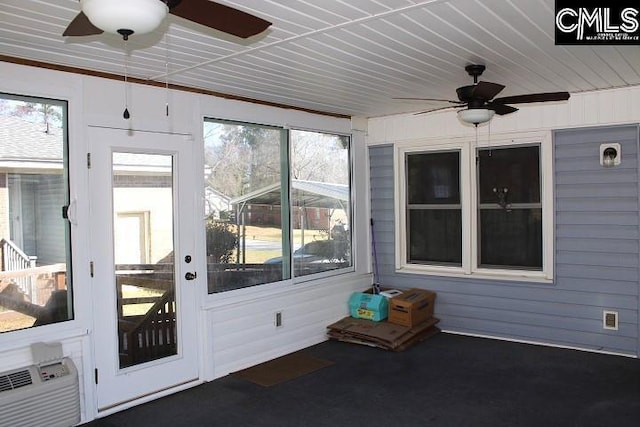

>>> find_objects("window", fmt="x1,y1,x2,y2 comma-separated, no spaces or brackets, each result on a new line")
398,135,552,281
0,93,73,332
477,146,542,270
203,119,352,293
406,151,462,265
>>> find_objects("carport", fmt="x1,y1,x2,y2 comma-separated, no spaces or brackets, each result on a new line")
229,179,350,266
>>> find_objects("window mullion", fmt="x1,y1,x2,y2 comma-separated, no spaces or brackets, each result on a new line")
281,129,292,279
462,142,474,275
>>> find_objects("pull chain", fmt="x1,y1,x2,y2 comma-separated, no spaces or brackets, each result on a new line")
123,39,130,120
474,123,479,163
165,60,170,117
487,119,492,156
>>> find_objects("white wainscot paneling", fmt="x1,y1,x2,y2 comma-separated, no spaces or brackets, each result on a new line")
203,274,371,379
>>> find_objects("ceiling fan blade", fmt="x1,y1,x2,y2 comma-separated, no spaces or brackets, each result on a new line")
62,11,104,37
170,0,271,38
492,92,570,105
394,97,464,104
413,105,459,115
470,81,505,100
487,103,518,115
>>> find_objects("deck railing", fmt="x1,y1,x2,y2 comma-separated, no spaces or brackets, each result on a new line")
118,290,177,367
0,238,38,302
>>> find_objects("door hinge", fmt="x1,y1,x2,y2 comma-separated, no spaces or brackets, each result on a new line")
90,261,94,278
94,368,98,384
87,153,91,169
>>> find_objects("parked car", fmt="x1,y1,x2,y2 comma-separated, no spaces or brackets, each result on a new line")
264,239,348,265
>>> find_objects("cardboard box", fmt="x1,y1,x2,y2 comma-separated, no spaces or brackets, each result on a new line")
388,288,436,327
327,316,440,351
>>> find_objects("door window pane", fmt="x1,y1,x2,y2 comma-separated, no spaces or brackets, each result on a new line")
406,151,462,266
289,130,352,278
0,94,72,333
112,152,177,368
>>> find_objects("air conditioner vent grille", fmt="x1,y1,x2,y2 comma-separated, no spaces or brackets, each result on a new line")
0,358,79,427
0,370,33,393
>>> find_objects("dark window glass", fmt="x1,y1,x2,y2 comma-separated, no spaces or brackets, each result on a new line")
406,151,461,266
408,210,462,264
478,146,542,269
407,151,460,205
478,146,540,204
479,209,542,268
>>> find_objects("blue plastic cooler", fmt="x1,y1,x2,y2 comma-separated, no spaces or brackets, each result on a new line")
348,292,389,321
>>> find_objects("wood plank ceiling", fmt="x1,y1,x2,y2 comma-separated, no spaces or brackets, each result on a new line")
1,0,639,118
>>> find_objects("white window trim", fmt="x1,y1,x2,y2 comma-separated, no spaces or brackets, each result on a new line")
394,131,554,283
201,119,356,294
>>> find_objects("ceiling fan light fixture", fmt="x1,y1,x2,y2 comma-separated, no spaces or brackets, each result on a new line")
458,108,495,125
81,0,169,37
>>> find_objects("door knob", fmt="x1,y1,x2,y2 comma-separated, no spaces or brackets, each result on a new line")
185,272,197,280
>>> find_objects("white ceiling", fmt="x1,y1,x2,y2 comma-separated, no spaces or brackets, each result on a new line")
1,0,639,118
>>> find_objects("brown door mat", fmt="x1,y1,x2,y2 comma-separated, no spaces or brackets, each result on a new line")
232,352,334,387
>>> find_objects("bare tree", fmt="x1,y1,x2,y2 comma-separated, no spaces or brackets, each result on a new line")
204,123,350,199
204,123,282,197
291,131,349,184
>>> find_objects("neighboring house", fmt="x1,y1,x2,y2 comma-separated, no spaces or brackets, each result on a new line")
0,115,65,266
111,153,174,265
204,186,232,219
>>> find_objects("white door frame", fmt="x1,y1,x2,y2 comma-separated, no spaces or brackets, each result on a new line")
88,126,200,412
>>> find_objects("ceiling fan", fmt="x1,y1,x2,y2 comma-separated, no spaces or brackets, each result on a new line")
397,64,570,124
63,0,272,40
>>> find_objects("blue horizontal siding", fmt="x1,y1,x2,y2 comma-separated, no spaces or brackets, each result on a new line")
368,125,640,355
556,183,639,198
556,238,638,253
556,211,638,226
556,224,639,240
554,125,639,354
556,170,637,185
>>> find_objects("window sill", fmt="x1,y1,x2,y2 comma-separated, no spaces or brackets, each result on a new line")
202,267,361,310
396,264,553,284
0,322,88,353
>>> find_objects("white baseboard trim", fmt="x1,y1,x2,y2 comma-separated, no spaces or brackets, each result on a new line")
441,329,638,359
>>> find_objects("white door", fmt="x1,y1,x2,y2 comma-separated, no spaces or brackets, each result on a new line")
88,126,199,412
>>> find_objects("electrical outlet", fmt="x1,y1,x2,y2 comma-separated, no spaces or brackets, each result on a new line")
603,310,618,330
275,311,283,327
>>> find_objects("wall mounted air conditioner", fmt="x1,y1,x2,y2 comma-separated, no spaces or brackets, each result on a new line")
0,357,80,427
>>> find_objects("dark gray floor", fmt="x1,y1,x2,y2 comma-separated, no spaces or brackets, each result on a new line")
84,333,640,427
